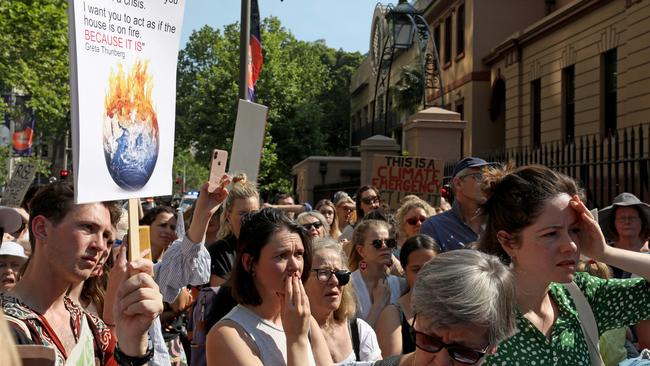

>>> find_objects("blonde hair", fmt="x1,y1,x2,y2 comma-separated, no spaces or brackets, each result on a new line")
395,198,435,239
216,173,259,240
316,199,341,239
311,238,357,322
576,260,611,280
0,313,21,366
348,219,391,271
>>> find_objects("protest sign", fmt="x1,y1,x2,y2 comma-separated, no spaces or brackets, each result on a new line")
228,99,268,182
370,155,444,208
67,0,186,203
2,161,37,207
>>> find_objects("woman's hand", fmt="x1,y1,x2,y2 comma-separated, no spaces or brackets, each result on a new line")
372,277,390,307
279,273,310,341
569,195,608,261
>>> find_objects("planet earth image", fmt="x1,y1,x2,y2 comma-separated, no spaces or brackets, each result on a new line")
103,60,159,190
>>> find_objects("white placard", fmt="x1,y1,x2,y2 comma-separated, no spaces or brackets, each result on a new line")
68,0,186,203
3,161,37,207
228,99,268,182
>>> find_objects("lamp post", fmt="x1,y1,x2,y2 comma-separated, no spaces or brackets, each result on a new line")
369,0,444,137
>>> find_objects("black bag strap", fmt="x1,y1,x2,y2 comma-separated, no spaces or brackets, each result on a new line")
349,317,361,361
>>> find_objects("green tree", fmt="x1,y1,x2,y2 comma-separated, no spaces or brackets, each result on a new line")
176,17,362,197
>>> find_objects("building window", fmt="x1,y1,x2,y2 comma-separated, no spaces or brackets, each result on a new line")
444,15,452,65
456,4,465,57
602,48,617,137
562,65,575,143
531,79,541,149
434,24,441,60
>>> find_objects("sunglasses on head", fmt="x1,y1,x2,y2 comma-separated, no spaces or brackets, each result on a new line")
302,221,323,230
410,315,490,364
406,216,427,226
361,196,379,205
371,238,397,250
311,268,351,286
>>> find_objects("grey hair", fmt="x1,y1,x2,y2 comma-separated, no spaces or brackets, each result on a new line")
311,238,349,270
412,249,517,346
297,211,331,237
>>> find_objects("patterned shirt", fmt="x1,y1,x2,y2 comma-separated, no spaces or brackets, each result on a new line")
1,294,116,365
484,272,650,366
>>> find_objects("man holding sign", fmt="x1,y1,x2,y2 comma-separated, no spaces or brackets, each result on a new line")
1,182,162,365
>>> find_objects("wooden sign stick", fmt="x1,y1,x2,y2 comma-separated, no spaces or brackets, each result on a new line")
127,198,140,262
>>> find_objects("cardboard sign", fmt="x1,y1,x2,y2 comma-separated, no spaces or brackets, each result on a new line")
228,99,268,182
370,155,444,208
3,161,36,207
67,0,186,203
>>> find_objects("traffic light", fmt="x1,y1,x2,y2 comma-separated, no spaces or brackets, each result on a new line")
60,170,70,180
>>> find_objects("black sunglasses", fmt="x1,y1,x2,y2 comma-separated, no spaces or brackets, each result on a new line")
311,268,351,286
361,195,379,205
302,221,323,230
405,216,427,226
371,238,397,250
409,315,489,364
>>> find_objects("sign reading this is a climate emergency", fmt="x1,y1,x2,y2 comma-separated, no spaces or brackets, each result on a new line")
370,155,444,208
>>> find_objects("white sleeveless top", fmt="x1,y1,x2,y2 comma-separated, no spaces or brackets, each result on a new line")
219,304,316,366
351,270,406,320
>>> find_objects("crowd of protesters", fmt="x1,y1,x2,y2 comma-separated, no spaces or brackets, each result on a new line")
2,157,650,366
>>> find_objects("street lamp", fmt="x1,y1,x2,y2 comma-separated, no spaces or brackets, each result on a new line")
390,0,417,49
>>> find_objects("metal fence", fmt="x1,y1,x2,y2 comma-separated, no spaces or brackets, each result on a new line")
444,123,650,209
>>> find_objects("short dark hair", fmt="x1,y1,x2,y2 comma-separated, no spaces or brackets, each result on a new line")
271,192,294,205
140,205,176,226
607,205,650,241
28,181,121,254
231,208,313,305
399,234,441,268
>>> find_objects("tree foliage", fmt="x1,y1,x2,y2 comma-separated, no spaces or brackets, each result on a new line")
176,17,362,196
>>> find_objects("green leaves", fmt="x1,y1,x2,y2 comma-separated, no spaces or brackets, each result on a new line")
176,17,363,197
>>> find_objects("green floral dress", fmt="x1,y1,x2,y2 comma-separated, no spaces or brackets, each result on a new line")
484,272,650,366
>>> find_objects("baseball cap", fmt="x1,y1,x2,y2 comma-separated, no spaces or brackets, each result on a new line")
0,241,28,260
452,157,494,178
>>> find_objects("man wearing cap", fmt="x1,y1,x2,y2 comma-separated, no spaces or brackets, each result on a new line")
420,157,491,251
0,241,28,292
1,182,163,365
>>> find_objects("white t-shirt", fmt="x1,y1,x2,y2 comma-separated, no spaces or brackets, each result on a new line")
351,270,406,320
334,318,382,366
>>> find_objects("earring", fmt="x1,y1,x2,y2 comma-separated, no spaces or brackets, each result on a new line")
359,259,368,271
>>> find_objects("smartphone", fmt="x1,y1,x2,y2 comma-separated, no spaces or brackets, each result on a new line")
209,149,228,193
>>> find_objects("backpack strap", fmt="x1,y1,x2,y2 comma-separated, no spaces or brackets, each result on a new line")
349,317,361,361
563,282,605,366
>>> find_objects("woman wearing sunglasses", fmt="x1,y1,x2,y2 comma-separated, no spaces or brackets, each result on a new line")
340,186,381,241
375,249,517,366
305,238,382,365
395,198,436,244
478,165,650,365
375,235,440,357
316,199,342,240
297,211,330,240
348,220,407,327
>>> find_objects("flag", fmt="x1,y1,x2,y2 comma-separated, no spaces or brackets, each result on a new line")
247,0,263,101
7,95,35,156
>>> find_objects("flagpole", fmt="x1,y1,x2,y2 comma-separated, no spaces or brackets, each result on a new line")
239,0,251,100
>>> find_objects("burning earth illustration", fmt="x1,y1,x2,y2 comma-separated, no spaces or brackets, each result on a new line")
103,60,159,190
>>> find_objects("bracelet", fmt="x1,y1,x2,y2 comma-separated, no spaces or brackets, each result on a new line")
114,336,154,366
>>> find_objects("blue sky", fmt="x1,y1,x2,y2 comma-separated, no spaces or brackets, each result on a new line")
180,1,382,54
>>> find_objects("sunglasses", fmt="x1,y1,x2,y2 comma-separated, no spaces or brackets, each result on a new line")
302,221,323,230
458,172,483,182
311,268,351,286
410,315,490,364
371,238,397,250
406,216,427,226
361,196,379,205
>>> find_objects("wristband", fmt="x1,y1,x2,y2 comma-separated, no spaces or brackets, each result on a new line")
114,336,154,366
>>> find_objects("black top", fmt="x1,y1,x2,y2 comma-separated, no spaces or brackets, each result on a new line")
207,235,238,280
395,302,416,354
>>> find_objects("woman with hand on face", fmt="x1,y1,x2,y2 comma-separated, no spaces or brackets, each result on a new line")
375,235,439,357
305,238,382,365
478,165,650,365
297,211,330,240
316,199,341,240
348,220,407,327
394,199,435,244
206,208,332,366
